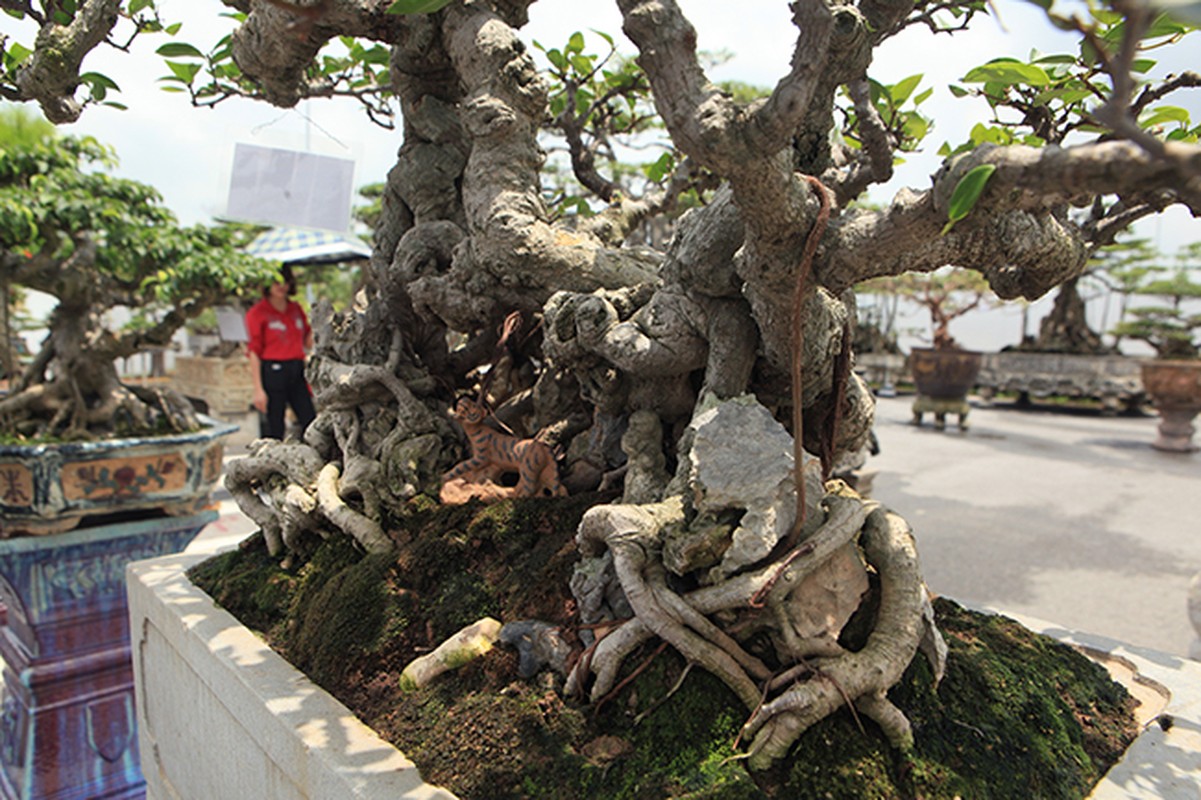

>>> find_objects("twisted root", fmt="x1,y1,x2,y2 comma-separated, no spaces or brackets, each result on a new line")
740,506,925,769
228,442,397,558
571,492,939,771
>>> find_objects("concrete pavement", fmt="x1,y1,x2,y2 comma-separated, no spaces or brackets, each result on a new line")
189,392,1200,657
866,393,1200,658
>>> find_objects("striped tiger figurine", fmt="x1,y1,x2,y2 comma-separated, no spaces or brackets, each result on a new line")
443,397,566,499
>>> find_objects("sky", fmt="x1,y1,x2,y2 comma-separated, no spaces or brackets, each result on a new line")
3,0,1199,353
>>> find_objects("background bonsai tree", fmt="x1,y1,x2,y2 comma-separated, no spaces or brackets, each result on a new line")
1110,241,1201,359
0,109,278,441
5,0,1199,776
862,269,992,351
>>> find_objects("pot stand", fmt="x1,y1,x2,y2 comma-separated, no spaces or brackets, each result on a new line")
912,396,971,431
1150,402,1199,453
0,510,215,800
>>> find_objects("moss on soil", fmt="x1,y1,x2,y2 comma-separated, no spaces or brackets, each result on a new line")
190,494,1138,800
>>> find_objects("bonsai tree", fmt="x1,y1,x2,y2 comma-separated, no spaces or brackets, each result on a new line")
0,112,278,441
1109,242,1201,359
5,0,1199,782
862,269,992,351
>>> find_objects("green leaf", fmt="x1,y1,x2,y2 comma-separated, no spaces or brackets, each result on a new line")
1032,53,1077,65
386,0,453,14
569,54,593,75
566,31,585,54
81,72,119,91
1033,86,1091,105
156,42,204,59
129,0,153,14
4,42,32,68
889,74,923,106
545,48,567,71
963,60,1051,87
943,164,997,234
903,115,930,142
645,152,674,182
164,61,201,84
1141,105,1191,128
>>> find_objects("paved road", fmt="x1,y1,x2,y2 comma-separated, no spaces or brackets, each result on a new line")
191,393,1200,657
866,394,1200,658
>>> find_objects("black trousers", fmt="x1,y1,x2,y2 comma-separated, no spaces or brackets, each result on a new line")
260,359,316,440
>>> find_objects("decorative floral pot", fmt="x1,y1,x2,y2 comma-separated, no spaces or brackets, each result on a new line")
0,417,236,537
0,511,216,800
908,348,983,431
1140,360,1201,452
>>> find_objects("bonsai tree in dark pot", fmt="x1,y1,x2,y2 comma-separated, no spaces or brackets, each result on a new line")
1110,242,1201,451
872,269,991,430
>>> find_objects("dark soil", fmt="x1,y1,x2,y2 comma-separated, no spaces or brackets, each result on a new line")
189,493,1139,800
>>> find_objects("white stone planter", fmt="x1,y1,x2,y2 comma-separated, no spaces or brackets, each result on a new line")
127,553,454,800
128,554,1201,800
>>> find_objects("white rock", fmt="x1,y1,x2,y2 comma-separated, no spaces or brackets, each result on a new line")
399,617,502,691
685,395,823,578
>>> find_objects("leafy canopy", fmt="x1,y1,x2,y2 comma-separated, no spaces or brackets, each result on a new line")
0,120,278,312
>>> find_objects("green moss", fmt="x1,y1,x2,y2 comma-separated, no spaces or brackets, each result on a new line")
194,501,1137,800
187,536,296,635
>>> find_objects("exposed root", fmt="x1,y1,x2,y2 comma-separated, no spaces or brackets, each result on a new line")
570,489,933,772
315,462,394,554
225,441,325,556
740,506,925,769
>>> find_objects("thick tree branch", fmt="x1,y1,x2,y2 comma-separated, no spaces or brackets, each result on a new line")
11,0,121,122
822,139,1201,297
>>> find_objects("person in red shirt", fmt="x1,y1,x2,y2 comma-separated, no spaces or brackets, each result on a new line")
245,264,316,440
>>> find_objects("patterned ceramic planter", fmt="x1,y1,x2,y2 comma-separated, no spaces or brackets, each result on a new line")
0,510,216,800
0,417,236,537
1141,360,1201,452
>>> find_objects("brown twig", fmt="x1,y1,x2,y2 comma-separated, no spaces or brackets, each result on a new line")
593,641,670,716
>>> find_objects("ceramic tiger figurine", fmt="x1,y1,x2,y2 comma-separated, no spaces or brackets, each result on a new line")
443,397,566,499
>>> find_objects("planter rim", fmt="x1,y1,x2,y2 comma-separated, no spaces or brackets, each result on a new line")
909,346,983,356
130,552,453,800
1140,358,1201,368
0,413,237,458
0,509,216,554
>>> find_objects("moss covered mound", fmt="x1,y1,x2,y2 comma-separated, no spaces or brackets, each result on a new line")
190,495,1138,799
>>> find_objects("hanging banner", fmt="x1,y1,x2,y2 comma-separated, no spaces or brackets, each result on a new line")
225,143,356,232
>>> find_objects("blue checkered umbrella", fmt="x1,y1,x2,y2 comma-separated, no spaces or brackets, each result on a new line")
244,227,372,265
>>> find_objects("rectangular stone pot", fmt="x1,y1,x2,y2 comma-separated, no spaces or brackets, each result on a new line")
127,553,454,800
128,554,1201,800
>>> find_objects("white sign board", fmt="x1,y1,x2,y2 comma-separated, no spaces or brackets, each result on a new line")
225,143,355,232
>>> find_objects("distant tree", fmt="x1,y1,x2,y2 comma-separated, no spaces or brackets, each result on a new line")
0,111,277,440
